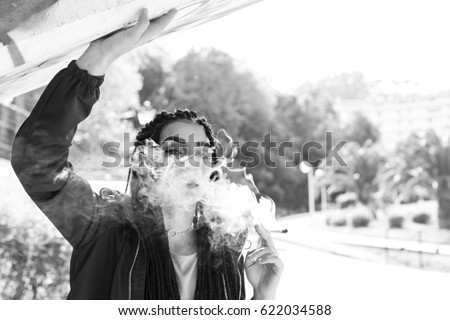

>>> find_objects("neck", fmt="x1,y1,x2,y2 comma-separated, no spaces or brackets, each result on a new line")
168,232,198,255
162,204,197,255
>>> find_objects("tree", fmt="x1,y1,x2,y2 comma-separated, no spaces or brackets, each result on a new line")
0,164,70,299
123,48,355,213
0,212,71,299
167,48,275,140
317,141,385,208
265,92,339,211
274,90,338,161
138,48,301,209
343,112,380,146
381,131,450,229
136,52,173,113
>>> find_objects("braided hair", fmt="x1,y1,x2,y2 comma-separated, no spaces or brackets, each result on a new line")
128,108,245,300
125,108,218,195
134,109,216,148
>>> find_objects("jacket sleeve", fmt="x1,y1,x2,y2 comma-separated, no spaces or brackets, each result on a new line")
11,60,106,247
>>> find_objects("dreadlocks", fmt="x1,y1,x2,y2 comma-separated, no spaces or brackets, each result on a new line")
127,108,245,300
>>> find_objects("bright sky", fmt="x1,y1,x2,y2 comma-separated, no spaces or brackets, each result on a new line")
157,0,450,94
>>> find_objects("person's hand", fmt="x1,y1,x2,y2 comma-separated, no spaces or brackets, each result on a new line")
76,8,177,75
245,224,284,300
216,129,260,197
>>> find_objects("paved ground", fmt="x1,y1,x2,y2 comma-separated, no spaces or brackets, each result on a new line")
269,236,450,319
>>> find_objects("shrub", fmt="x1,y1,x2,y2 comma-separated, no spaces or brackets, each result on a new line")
336,192,358,209
412,212,431,225
326,212,347,227
388,214,405,229
0,161,71,299
350,207,372,228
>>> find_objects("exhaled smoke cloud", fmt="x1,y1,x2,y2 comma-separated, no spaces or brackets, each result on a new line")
129,140,276,252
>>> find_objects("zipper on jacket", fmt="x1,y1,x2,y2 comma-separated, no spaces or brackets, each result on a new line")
128,240,140,300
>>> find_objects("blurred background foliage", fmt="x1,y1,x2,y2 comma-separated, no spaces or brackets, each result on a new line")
3,46,450,298
9,45,450,223
0,165,71,299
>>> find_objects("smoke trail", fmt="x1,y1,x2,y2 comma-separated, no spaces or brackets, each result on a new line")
129,140,276,252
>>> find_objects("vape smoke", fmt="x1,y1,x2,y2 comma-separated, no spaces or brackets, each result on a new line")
129,141,276,252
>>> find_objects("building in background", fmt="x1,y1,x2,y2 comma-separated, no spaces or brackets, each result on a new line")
334,95,450,150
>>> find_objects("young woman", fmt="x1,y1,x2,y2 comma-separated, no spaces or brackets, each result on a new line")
11,8,283,300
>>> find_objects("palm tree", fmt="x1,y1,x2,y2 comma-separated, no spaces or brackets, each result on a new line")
376,159,434,205
316,141,385,208
381,131,450,229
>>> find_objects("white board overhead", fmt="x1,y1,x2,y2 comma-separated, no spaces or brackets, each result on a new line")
0,0,262,100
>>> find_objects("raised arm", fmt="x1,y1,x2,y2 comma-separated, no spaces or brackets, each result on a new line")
11,61,104,247
11,8,177,247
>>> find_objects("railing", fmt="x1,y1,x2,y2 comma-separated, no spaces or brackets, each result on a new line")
275,212,450,272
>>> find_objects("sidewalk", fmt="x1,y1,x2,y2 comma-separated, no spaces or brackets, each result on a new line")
272,213,450,268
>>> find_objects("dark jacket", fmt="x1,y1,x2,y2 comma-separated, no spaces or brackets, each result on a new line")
11,61,152,299
11,61,251,300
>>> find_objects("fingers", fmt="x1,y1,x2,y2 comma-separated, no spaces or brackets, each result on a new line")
129,9,150,40
259,253,284,274
259,254,281,265
138,8,178,45
155,8,178,26
255,224,276,250
246,247,272,263
245,247,281,270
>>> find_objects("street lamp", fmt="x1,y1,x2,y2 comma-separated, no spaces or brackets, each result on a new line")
299,161,315,221
315,168,328,211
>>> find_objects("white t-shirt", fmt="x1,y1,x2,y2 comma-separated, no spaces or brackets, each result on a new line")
170,252,198,300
